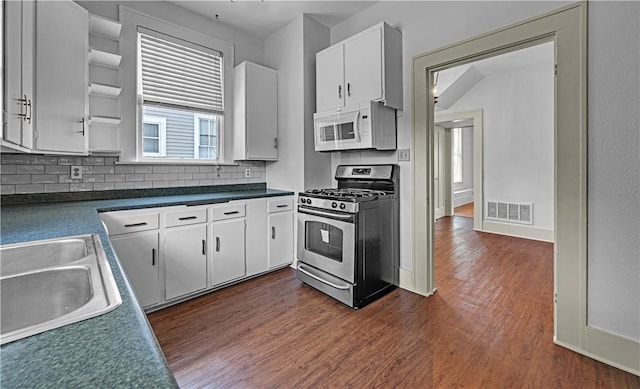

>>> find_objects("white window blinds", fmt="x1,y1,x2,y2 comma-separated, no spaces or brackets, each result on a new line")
139,30,223,113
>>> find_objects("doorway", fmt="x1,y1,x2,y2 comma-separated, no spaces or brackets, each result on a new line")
410,2,587,358
434,109,483,231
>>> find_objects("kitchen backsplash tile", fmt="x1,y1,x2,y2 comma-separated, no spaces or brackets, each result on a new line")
1,153,266,195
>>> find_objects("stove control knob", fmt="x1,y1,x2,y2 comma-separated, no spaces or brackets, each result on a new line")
339,203,346,210
305,199,311,205
332,202,338,208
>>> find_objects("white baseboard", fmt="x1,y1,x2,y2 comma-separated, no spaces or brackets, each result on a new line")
453,189,474,208
555,327,640,376
399,268,435,297
481,220,554,242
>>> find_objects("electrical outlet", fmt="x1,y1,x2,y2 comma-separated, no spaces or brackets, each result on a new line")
244,168,251,178
398,149,411,161
71,165,83,180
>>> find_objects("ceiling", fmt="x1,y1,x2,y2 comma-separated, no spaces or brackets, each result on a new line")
167,1,378,38
436,42,554,111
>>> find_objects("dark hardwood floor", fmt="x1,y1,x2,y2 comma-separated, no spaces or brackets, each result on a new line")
148,216,640,388
454,202,474,218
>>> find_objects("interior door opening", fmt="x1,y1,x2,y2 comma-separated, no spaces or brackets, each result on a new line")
431,41,556,343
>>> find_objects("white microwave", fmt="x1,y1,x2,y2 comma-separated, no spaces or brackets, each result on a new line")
313,101,396,152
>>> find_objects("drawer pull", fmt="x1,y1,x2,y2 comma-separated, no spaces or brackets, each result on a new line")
223,211,240,216
276,204,288,208
178,216,198,221
124,222,148,228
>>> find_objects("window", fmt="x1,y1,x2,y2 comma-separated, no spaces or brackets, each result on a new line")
453,128,463,183
138,28,223,161
142,116,166,157
194,113,219,159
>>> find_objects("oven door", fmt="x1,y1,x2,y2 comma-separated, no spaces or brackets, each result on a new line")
297,207,356,283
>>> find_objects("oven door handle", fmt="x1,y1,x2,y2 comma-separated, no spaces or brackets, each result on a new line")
298,208,354,221
298,264,351,290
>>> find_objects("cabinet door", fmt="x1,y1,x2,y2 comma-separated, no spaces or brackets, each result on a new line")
316,44,345,112
211,218,246,286
165,224,207,300
3,0,34,148
268,211,294,268
344,27,383,106
34,0,88,153
245,198,268,277
110,232,160,308
246,63,278,160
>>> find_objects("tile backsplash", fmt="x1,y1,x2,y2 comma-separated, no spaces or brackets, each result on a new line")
0,154,265,195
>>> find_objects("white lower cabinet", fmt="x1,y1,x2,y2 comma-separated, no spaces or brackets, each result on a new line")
268,198,294,268
211,217,246,286
101,195,292,310
165,224,207,300
109,231,160,308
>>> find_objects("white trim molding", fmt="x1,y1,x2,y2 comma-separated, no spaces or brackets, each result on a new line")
556,326,640,376
482,220,554,243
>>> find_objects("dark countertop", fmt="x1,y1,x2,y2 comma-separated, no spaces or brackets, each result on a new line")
0,186,294,388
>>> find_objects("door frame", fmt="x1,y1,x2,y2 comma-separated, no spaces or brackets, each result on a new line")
411,0,595,367
435,109,483,231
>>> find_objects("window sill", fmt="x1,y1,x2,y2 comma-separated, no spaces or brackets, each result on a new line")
116,159,239,166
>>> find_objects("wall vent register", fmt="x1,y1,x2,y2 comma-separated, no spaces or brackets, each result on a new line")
486,201,533,225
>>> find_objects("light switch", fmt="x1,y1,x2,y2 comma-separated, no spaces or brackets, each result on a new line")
398,149,410,161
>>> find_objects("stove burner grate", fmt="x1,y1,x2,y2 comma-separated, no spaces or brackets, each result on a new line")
304,188,389,199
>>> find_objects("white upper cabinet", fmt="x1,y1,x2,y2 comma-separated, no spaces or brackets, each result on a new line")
35,0,89,153
234,61,278,161
3,0,35,150
315,45,345,112
315,22,402,113
2,0,89,154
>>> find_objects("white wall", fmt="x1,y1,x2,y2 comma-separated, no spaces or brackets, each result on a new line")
303,16,333,190
586,1,640,341
265,15,332,193
264,17,305,192
445,63,554,231
78,1,264,66
329,1,639,341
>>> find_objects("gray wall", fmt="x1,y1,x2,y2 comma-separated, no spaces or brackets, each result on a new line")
0,154,265,194
328,1,639,341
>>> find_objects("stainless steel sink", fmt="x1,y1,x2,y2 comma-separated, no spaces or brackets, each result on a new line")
0,234,122,345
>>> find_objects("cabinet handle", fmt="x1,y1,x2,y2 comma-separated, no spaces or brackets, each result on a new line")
124,222,148,228
151,248,156,266
18,95,27,121
216,237,220,252
347,83,351,97
271,226,276,240
26,98,32,124
338,85,342,99
202,239,206,255
79,117,85,136
223,211,239,216
178,216,198,221
273,137,278,149
276,204,288,208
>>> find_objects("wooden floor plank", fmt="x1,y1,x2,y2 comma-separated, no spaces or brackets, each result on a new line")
148,216,640,388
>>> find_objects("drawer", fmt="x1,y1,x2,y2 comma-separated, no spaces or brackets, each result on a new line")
211,203,246,221
165,207,207,227
101,210,159,235
268,197,294,213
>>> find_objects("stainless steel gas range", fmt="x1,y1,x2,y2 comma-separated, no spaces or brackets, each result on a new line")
296,165,399,309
